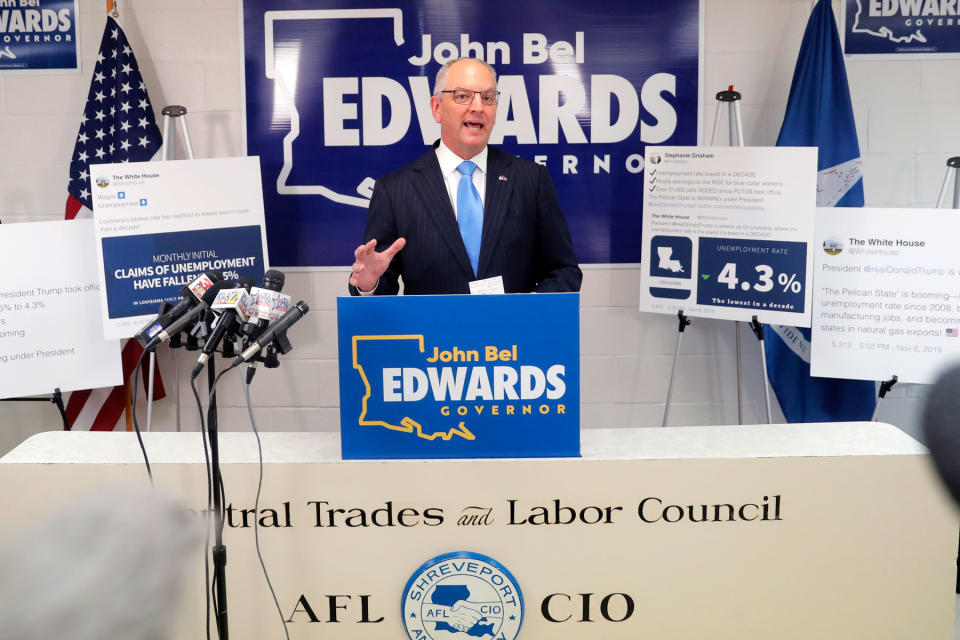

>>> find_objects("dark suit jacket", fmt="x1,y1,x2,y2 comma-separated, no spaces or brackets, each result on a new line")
349,143,582,295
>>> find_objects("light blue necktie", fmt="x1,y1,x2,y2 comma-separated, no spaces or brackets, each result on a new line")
456,160,483,276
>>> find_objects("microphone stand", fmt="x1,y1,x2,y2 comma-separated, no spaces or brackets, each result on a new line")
204,333,280,640
207,355,229,640
156,104,230,631
201,300,305,639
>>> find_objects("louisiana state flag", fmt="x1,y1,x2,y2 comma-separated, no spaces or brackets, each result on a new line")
765,0,876,422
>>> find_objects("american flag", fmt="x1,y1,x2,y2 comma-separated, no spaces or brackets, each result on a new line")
64,15,166,430
946,328,958,337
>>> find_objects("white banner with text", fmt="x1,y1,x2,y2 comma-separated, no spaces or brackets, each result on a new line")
0,220,120,399
812,207,960,384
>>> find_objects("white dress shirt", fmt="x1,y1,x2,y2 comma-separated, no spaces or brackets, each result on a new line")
435,141,488,219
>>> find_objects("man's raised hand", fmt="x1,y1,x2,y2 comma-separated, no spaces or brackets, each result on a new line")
349,237,406,293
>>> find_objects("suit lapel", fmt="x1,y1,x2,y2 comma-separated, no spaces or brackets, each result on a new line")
410,149,475,279
479,147,514,276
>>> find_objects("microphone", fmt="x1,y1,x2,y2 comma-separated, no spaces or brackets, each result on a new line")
232,301,309,366
263,268,285,293
143,280,231,352
191,277,255,378
921,364,960,505
240,269,287,341
134,270,223,347
135,301,172,348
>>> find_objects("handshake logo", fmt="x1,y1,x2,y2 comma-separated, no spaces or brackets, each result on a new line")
435,601,487,634
402,552,523,640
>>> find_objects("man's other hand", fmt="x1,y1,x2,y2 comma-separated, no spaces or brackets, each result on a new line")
349,237,406,293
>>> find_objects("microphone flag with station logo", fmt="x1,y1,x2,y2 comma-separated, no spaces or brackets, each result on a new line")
192,278,256,377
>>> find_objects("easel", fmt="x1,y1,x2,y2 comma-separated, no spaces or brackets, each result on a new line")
662,87,772,426
662,311,691,427
0,388,69,429
869,159,960,420
871,376,898,421
936,156,960,209
0,211,67,426
156,105,230,639
138,105,196,434
0,218,71,429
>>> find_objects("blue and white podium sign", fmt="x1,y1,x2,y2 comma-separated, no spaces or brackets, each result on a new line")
0,0,80,73
337,293,580,459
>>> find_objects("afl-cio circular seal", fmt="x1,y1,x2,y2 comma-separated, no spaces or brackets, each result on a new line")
401,551,523,639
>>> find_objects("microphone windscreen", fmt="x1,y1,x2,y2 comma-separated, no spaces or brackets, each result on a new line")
263,269,285,292
237,276,255,292
921,363,960,505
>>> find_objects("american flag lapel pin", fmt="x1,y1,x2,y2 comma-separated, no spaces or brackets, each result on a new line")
498,175,508,182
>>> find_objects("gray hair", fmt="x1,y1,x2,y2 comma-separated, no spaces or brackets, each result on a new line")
433,58,497,96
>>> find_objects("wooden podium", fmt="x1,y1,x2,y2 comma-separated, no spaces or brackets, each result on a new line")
0,423,956,639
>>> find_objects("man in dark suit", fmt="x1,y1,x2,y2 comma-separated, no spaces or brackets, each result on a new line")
349,58,581,295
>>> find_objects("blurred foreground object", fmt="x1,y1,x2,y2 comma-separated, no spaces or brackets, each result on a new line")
0,486,201,640
923,364,960,505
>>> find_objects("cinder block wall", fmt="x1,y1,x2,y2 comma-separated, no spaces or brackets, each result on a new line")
1,0,954,453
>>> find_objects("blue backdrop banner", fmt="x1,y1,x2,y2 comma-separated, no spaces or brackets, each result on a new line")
0,0,80,72
843,0,960,55
337,293,580,459
243,0,701,266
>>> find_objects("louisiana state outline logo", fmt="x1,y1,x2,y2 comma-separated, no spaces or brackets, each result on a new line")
401,551,523,640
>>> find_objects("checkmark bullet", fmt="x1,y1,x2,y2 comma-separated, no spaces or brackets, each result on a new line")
649,184,658,192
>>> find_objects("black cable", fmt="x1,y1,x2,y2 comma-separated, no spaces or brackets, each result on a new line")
190,374,214,640
210,359,241,393
129,348,153,485
219,476,228,537
208,362,239,534
244,376,291,640
205,359,240,637
211,572,220,637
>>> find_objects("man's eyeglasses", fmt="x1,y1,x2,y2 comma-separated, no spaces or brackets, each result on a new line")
440,89,500,106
